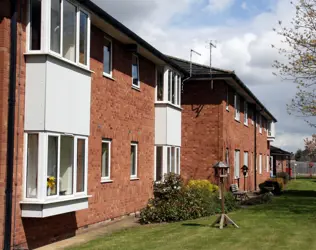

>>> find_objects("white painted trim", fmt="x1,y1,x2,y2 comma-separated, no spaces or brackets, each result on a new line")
154,145,157,181
101,139,111,180
130,142,138,178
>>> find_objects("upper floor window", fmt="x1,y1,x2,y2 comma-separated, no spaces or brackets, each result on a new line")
103,38,112,77
259,114,262,133
29,0,42,51
234,93,240,121
244,101,248,125
132,55,140,88
156,68,164,101
27,0,91,66
156,68,181,106
226,87,229,111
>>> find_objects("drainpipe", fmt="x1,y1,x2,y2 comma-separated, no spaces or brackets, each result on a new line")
253,105,257,191
3,0,17,249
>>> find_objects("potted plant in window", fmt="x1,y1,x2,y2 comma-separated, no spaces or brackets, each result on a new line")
47,176,56,196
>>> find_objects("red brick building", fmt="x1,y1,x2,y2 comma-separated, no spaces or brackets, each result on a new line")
1,0,183,249
169,57,277,191
1,1,277,249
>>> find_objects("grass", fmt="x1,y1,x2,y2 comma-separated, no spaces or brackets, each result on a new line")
69,179,316,250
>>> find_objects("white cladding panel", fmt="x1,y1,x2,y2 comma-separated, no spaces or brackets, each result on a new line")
24,56,46,130
155,105,181,146
45,57,91,135
166,106,181,146
155,106,167,145
24,55,91,136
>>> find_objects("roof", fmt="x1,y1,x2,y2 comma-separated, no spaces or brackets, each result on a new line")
79,0,186,74
168,56,277,122
168,55,233,75
271,146,292,156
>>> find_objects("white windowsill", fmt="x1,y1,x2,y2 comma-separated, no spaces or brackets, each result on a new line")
235,118,240,123
244,122,248,127
132,85,141,91
103,72,115,81
154,102,183,111
130,177,140,181
20,194,91,205
24,51,94,74
101,179,113,183
226,107,229,112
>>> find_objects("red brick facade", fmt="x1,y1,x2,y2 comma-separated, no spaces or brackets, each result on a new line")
181,80,270,191
0,3,156,248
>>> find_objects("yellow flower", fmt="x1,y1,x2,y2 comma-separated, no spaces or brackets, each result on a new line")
47,176,56,188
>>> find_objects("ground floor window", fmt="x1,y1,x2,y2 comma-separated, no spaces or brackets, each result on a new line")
155,145,180,181
101,139,111,181
130,142,138,178
234,150,240,179
24,132,88,201
259,154,263,174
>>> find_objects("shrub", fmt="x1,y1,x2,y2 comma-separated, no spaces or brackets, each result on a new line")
187,180,219,193
242,193,273,206
276,172,290,184
259,177,284,195
139,174,239,224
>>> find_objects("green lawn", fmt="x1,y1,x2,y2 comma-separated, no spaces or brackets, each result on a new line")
70,179,316,250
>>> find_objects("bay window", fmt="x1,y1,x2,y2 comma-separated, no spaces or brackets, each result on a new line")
155,146,181,181
156,68,181,107
29,0,90,66
24,133,88,200
167,146,180,174
155,146,163,181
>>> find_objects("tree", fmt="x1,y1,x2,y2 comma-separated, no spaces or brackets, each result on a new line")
304,134,316,161
295,148,303,161
273,0,316,126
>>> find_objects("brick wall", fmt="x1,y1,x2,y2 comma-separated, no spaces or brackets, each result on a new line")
1,4,156,247
181,79,270,191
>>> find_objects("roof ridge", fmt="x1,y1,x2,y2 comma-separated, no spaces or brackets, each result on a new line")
166,55,234,74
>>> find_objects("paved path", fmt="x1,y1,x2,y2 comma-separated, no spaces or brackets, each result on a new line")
36,216,140,250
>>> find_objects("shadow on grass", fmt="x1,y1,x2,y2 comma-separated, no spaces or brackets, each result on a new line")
182,223,211,227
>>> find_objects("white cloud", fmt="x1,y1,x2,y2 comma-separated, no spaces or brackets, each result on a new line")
91,0,312,151
241,2,248,10
204,0,235,13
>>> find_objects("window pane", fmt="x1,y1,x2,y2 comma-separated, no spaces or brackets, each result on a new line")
47,136,58,196
63,0,76,61
234,150,240,178
60,136,74,195
79,11,88,65
155,147,163,181
157,70,164,101
168,71,172,102
171,73,175,104
176,148,180,174
167,147,171,173
30,0,41,50
171,147,175,173
132,55,139,86
177,76,180,105
102,142,110,178
26,134,38,198
76,139,85,192
50,0,61,53
103,40,111,74
130,144,137,176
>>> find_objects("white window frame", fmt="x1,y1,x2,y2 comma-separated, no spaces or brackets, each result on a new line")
259,114,262,134
234,150,240,179
226,87,229,111
165,146,181,176
266,155,270,172
244,151,249,177
102,37,113,78
159,68,181,108
251,108,254,125
244,101,248,126
23,132,88,202
130,142,138,179
26,0,91,69
155,66,164,102
234,93,240,121
259,154,262,174
101,139,112,182
132,54,140,89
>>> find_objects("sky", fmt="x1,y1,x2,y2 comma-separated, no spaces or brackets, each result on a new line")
91,0,315,153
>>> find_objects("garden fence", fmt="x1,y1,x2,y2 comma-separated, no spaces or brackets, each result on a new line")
291,161,316,178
